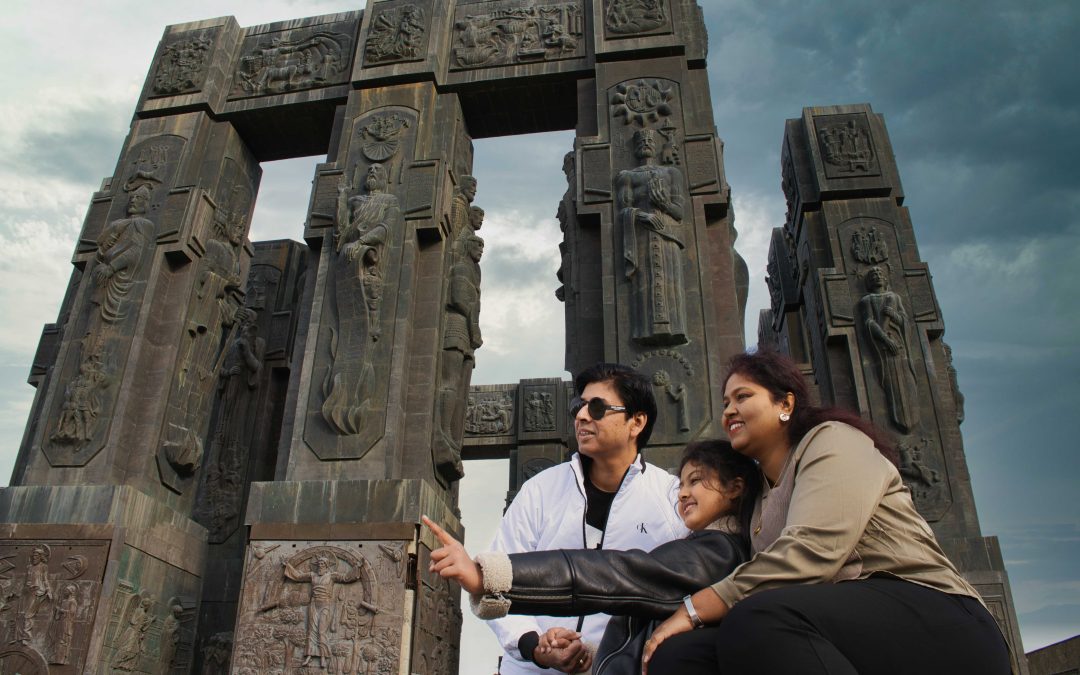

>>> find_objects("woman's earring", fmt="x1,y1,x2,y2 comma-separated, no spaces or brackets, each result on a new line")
779,412,791,422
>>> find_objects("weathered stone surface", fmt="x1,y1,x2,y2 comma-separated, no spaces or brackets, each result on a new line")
761,103,1028,672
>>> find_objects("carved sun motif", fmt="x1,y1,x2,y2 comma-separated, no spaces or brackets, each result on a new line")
611,79,674,126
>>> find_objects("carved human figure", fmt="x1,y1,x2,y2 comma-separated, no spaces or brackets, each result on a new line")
51,344,108,445
321,163,403,435
49,583,78,664
606,0,668,34
165,209,244,475
112,593,155,671
15,545,52,645
653,368,690,432
366,4,426,63
202,632,232,675
159,602,183,670
616,128,688,346
433,234,484,481
197,307,264,537
282,554,363,669
454,16,500,67
92,182,155,324
859,266,920,433
450,176,478,245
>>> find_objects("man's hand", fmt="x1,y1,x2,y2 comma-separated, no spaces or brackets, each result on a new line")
422,516,484,595
534,626,592,673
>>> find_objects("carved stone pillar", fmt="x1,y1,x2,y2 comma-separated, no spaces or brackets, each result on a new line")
235,80,475,675
765,103,1028,673
191,241,307,672
568,51,747,469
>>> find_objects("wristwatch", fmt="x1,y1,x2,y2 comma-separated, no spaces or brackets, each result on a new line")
682,594,705,629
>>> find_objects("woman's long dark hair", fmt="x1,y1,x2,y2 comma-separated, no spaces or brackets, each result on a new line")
724,350,898,466
678,439,763,547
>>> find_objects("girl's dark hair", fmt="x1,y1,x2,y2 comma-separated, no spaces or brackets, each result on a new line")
678,439,762,545
723,350,897,465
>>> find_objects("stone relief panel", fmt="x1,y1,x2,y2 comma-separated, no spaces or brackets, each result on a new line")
857,265,919,435
0,541,108,672
464,390,514,436
630,349,701,441
603,0,672,38
158,166,254,494
232,542,405,674
522,391,556,433
43,135,186,468
100,544,201,674
151,29,218,97
193,304,267,542
815,113,880,179
412,545,461,675
451,1,584,70
230,19,356,98
203,631,234,674
364,1,432,66
610,78,690,347
305,107,418,461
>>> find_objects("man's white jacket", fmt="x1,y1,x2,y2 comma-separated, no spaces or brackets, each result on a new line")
486,452,688,674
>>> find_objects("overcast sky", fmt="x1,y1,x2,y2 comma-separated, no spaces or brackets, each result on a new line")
1,0,1077,668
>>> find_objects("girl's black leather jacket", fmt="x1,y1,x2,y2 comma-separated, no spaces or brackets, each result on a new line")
503,529,749,674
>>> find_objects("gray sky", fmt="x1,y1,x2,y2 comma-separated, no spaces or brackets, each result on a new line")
0,0,1076,668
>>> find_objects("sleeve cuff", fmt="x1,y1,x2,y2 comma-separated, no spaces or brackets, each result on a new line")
469,551,514,619
710,578,742,608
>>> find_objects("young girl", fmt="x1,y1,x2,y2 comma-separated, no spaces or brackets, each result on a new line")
424,439,761,674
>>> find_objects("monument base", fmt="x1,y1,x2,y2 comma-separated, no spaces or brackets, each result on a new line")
0,484,207,674
233,479,462,675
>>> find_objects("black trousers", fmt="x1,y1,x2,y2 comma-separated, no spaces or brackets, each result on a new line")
648,577,1010,675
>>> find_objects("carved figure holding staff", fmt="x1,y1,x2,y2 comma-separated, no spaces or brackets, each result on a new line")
616,128,688,346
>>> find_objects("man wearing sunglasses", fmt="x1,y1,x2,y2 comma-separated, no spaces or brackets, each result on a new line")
483,363,687,674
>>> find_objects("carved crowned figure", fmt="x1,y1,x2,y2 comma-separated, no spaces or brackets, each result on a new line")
321,162,403,435
859,266,920,434
616,128,689,346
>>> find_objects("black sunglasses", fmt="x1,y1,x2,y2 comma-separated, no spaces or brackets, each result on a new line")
568,396,628,420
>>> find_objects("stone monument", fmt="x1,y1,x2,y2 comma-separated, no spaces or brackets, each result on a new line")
760,103,1028,674
0,3,1026,674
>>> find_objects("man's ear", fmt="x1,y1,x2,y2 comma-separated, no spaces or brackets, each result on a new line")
627,411,647,439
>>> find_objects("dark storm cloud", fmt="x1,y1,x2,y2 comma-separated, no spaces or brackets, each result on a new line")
703,0,1080,244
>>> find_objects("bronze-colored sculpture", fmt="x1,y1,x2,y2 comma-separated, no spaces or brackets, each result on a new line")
616,128,688,346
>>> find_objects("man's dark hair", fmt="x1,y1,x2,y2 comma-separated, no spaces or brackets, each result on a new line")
574,362,657,450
